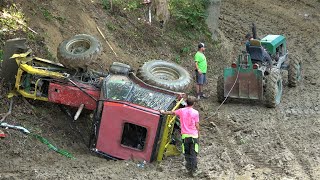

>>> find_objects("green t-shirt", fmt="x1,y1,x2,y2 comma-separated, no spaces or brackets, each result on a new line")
194,51,207,73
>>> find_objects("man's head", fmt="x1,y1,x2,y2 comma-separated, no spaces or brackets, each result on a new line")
245,33,252,40
186,96,197,106
198,43,205,52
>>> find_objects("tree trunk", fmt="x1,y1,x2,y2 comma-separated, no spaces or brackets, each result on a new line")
153,0,170,25
206,0,221,41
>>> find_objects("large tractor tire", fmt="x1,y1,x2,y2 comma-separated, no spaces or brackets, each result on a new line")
264,69,283,108
57,34,102,70
0,38,28,86
288,57,302,87
217,75,226,103
136,60,191,92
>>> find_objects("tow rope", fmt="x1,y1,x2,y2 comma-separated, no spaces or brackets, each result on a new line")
0,122,75,159
32,134,75,159
204,65,241,121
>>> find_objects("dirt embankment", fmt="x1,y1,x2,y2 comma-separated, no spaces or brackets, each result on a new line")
1,0,320,179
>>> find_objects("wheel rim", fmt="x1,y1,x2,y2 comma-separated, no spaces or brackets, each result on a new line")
275,79,283,104
150,66,180,81
66,39,91,54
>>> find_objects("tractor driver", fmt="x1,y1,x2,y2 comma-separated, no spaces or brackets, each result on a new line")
245,33,254,52
245,35,273,67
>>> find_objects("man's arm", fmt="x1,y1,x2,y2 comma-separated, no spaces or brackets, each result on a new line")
195,62,202,74
159,110,175,115
195,122,200,138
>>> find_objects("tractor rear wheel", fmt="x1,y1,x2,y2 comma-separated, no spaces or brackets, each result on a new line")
217,75,226,103
57,34,102,70
136,60,191,92
288,57,302,87
264,69,283,108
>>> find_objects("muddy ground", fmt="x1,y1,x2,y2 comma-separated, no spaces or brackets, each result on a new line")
1,0,320,179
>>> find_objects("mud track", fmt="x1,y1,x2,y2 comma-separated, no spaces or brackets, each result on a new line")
194,0,320,179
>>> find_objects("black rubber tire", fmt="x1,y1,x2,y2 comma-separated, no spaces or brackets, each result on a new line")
57,34,102,70
0,38,28,86
264,69,283,108
109,62,132,75
217,75,225,103
288,57,302,87
136,60,191,92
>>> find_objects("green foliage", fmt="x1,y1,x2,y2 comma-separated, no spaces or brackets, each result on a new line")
101,0,110,10
40,7,54,21
101,0,142,11
0,4,27,33
174,54,181,64
125,0,141,11
169,0,210,31
38,7,65,23
181,46,191,54
0,49,3,61
106,22,117,31
55,16,66,24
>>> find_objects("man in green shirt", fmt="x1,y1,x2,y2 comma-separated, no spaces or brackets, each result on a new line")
194,43,207,100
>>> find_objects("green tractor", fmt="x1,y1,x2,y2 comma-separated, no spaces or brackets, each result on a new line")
217,32,302,108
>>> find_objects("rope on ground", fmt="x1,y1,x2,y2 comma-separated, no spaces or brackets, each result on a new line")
203,66,241,121
0,122,75,159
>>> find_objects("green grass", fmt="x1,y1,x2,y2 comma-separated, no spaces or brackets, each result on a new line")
101,0,110,10
101,0,142,11
174,54,181,64
106,22,117,31
40,8,54,21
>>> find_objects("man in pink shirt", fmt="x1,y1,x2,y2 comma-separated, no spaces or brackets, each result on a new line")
160,96,200,177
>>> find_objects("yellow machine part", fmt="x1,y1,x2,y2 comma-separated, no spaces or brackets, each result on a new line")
157,98,184,161
12,52,66,101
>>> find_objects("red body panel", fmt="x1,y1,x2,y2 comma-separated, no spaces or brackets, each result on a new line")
48,82,100,110
96,101,160,162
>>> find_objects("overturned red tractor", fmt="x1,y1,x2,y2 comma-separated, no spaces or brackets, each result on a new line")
0,34,192,162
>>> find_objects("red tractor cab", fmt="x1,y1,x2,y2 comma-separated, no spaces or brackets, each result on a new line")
90,72,184,162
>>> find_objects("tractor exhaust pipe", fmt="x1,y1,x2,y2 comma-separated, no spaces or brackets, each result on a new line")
252,23,257,39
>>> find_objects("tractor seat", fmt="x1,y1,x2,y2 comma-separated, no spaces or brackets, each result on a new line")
248,46,264,61
248,39,267,61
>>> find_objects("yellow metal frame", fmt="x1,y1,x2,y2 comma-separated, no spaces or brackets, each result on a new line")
157,98,184,161
12,52,66,101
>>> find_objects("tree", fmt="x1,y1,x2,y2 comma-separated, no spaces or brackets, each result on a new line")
153,0,170,25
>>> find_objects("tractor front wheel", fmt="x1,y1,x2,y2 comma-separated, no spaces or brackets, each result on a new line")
264,70,283,108
288,57,302,87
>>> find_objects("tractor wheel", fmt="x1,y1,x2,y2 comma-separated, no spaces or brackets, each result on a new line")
57,34,102,70
288,57,302,87
109,62,132,75
0,38,28,86
217,75,226,103
136,60,191,92
264,69,283,108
